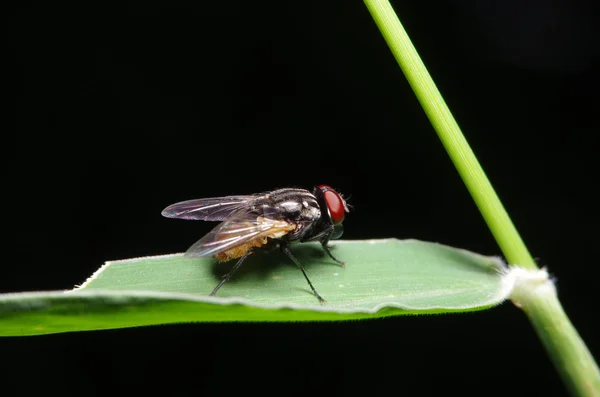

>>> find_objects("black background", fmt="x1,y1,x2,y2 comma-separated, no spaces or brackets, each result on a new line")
5,1,600,396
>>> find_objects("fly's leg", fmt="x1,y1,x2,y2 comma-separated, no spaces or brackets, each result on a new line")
321,238,345,267
281,245,326,304
301,226,346,267
209,249,253,297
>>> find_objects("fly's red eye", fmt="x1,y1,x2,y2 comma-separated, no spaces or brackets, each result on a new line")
319,185,345,225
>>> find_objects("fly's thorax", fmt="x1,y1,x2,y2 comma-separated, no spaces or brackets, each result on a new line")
266,189,321,223
278,200,303,213
301,200,321,219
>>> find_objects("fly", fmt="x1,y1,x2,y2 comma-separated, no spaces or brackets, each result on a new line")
161,185,350,303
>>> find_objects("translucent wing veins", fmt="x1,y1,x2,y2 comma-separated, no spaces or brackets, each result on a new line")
185,210,296,258
161,195,257,221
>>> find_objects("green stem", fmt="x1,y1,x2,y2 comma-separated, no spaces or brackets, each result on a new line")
363,0,536,270
530,298,600,396
511,270,600,396
362,0,600,395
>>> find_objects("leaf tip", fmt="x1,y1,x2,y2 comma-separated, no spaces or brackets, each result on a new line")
72,261,113,291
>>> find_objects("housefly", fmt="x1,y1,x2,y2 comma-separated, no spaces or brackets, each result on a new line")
161,185,349,303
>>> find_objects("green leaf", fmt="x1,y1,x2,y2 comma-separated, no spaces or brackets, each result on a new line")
0,239,512,336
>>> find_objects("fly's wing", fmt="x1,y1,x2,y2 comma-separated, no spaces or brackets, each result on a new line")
161,195,257,221
184,209,296,258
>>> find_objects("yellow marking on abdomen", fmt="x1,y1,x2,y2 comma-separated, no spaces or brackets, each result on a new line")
214,220,296,262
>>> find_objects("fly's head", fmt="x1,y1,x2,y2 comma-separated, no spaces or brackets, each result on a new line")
314,185,350,240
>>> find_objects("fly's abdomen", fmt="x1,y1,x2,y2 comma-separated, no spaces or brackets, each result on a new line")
213,217,296,262
214,237,268,262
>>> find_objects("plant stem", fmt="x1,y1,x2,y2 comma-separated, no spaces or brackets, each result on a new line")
511,268,600,396
529,295,600,396
362,0,600,395
363,0,536,270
